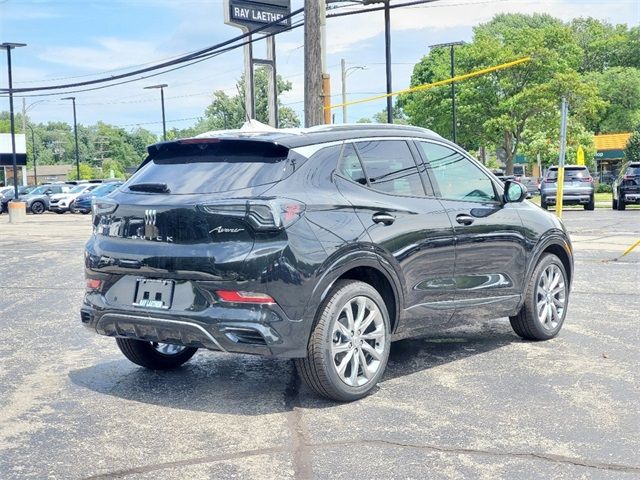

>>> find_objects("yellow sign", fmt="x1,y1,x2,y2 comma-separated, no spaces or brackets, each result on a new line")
576,146,585,166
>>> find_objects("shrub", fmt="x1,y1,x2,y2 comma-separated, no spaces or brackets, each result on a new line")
597,183,612,193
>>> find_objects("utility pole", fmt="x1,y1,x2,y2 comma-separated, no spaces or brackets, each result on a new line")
62,97,81,181
555,97,568,218
27,124,38,185
429,41,465,144
304,0,325,127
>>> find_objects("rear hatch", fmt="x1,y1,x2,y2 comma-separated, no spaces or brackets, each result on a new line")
89,138,306,280
622,163,640,192
544,166,593,190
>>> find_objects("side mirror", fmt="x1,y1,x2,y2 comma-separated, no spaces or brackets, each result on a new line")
503,180,527,203
45,190,52,195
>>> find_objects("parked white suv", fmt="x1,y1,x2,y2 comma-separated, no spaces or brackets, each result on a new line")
49,184,99,214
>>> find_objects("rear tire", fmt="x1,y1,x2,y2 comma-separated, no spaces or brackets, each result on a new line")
510,253,569,341
584,195,595,210
295,280,391,402
116,338,197,370
612,198,618,210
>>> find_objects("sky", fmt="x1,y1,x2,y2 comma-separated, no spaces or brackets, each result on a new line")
1,0,639,137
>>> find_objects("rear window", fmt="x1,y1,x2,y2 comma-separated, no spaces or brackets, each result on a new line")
626,164,640,176
547,167,590,180
126,140,302,195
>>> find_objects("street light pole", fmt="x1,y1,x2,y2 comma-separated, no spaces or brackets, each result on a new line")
1,42,27,200
27,124,38,185
340,59,366,124
384,0,393,124
62,97,80,181
144,84,168,141
429,41,466,144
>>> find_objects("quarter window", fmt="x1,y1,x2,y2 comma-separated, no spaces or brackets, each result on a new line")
338,144,367,185
418,142,497,202
354,140,426,197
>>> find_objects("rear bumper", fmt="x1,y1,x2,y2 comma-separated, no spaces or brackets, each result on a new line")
543,193,592,205
81,293,311,358
623,192,640,203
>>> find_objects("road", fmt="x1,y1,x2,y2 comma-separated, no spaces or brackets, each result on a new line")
1,209,638,479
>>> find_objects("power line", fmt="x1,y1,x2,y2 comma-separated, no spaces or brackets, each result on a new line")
0,8,307,94
2,0,443,98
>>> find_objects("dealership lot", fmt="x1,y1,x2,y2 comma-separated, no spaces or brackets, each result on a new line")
0,210,638,479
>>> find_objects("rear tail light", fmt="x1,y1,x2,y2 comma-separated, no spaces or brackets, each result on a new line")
201,199,305,231
581,176,593,183
92,198,118,216
216,290,276,304
86,279,103,292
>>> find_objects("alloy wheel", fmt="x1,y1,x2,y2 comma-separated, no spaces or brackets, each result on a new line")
151,342,187,356
331,296,386,387
535,264,567,330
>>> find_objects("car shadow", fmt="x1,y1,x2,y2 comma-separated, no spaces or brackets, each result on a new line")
68,320,519,414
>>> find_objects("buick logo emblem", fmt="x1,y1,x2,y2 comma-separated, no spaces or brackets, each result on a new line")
144,209,159,240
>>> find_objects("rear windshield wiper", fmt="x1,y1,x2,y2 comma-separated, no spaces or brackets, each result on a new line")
128,183,170,193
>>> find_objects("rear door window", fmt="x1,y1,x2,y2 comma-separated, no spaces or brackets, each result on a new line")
353,140,426,197
126,140,303,194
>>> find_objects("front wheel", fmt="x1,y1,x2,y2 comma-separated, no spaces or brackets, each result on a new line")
30,201,45,214
540,198,548,209
510,253,569,341
116,338,198,370
617,197,626,210
295,280,391,402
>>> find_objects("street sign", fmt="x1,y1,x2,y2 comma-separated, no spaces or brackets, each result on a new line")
224,0,291,34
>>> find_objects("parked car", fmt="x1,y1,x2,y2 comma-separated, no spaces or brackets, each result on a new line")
72,181,123,214
81,125,573,402
0,184,70,214
516,175,540,195
612,161,640,210
26,184,73,214
540,165,595,210
49,184,100,214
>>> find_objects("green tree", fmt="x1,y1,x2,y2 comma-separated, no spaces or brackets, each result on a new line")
570,18,633,73
587,67,640,133
67,162,98,180
197,69,300,131
401,13,603,174
625,129,640,162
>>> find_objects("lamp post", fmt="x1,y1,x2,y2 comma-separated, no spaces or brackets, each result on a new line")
144,84,168,141
1,42,27,200
340,59,366,123
429,41,466,144
61,97,80,181
26,124,38,185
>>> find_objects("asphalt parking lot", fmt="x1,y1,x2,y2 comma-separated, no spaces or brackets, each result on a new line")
0,209,638,479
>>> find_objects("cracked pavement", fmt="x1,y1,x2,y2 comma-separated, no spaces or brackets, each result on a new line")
0,209,638,479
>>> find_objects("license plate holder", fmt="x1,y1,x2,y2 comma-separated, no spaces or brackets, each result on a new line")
133,278,175,309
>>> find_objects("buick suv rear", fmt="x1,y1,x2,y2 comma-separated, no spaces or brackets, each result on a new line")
82,125,573,401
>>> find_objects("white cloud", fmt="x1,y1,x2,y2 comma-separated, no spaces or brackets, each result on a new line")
37,38,172,71
326,0,640,53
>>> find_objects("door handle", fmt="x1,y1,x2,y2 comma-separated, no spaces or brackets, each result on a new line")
372,212,395,226
456,214,474,226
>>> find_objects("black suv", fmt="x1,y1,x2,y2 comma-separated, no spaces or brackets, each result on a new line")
612,161,640,210
82,125,573,401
